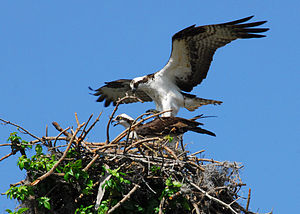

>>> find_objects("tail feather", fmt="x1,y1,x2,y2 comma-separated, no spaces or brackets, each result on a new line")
184,94,223,111
190,127,216,137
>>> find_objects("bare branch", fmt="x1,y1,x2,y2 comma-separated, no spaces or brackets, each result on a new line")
0,118,43,142
107,184,140,214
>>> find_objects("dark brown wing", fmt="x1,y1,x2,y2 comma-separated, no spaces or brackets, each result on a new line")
89,79,152,107
135,116,215,137
160,16,269,92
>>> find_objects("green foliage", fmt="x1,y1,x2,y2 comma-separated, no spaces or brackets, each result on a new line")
37,196,51,210
75,205,94,214
5,185,33,201
5,208,29,214
17,145,58,177
8,132,31,154
4,132,192,214
97,200,110,214
159,177,191,212
63,159,88,182
165,135,174,143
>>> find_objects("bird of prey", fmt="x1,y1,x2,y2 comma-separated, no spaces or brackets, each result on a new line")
112,113,216,139
91,16,269,116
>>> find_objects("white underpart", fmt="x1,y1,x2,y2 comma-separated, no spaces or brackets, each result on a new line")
132,40,204,116
135,73,184,117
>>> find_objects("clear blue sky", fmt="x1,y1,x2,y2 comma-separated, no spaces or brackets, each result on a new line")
0,1,299,213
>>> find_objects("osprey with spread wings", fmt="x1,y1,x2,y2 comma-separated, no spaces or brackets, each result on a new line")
90,16,269,116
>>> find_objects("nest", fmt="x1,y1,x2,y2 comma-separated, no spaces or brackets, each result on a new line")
0,101,271,214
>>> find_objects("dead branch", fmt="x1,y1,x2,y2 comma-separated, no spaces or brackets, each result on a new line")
0,118,43,142
107,184,140,213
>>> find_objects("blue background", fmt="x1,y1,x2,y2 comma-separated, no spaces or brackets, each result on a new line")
0,1,299,213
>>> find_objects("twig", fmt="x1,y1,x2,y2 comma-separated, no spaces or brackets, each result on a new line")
83,154,99,172
107,184,140,214
79,114,94,139
159,196,165,214
52,122,73,139
190,182,239,214
0,118,43,142
192,203,201,214
246,188,251,211
188,150,205,157
0,152,13,162
124,137,161,153
53,127,71,148
30,122,85,186
75,112,80,126
81,112,102,140
10,180,26,187
0,143,12,147
162,145,178,160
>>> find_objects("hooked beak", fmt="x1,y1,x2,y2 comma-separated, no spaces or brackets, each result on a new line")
111,119,119,127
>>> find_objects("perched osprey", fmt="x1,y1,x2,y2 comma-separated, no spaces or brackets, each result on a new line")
112,113,216,139
91,16,269,116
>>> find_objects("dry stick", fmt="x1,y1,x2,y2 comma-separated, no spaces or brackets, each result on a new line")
83,154,99,172
78,113,94,139
188,150,205,157
192,203,201,214
246,188,251,211
124,137,160,153
107,184,140,214
52,127,71,148
10,180,25,187
0,118,43,142
0,152,13,162
188,161,205,171
162,145,178,160
196,158,221,164
190,182,238,214
158,196,165,214
75,112,80,126
30,122,85,186
0,143,12,147
81,112,102,141
27,137,68,147
52,122,73,139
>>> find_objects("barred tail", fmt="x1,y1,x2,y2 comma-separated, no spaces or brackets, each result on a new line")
183,93,222,111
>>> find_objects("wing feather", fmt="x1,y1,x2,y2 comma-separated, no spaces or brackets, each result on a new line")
89,79,152,107
160,16,269,92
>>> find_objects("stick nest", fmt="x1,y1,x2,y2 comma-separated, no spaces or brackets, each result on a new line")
1,102,271,214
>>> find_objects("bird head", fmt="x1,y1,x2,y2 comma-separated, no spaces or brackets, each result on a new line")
111,113,134,128
130,76,149,93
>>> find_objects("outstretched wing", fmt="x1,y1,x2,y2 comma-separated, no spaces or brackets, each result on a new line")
160,16,269,92
89,79,152,107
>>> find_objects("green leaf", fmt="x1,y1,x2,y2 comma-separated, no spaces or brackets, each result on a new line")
35,145,43,155
37,197,51,210
17,208,29,214
5,209,13,214
166,177,172,186
172,181,182,187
